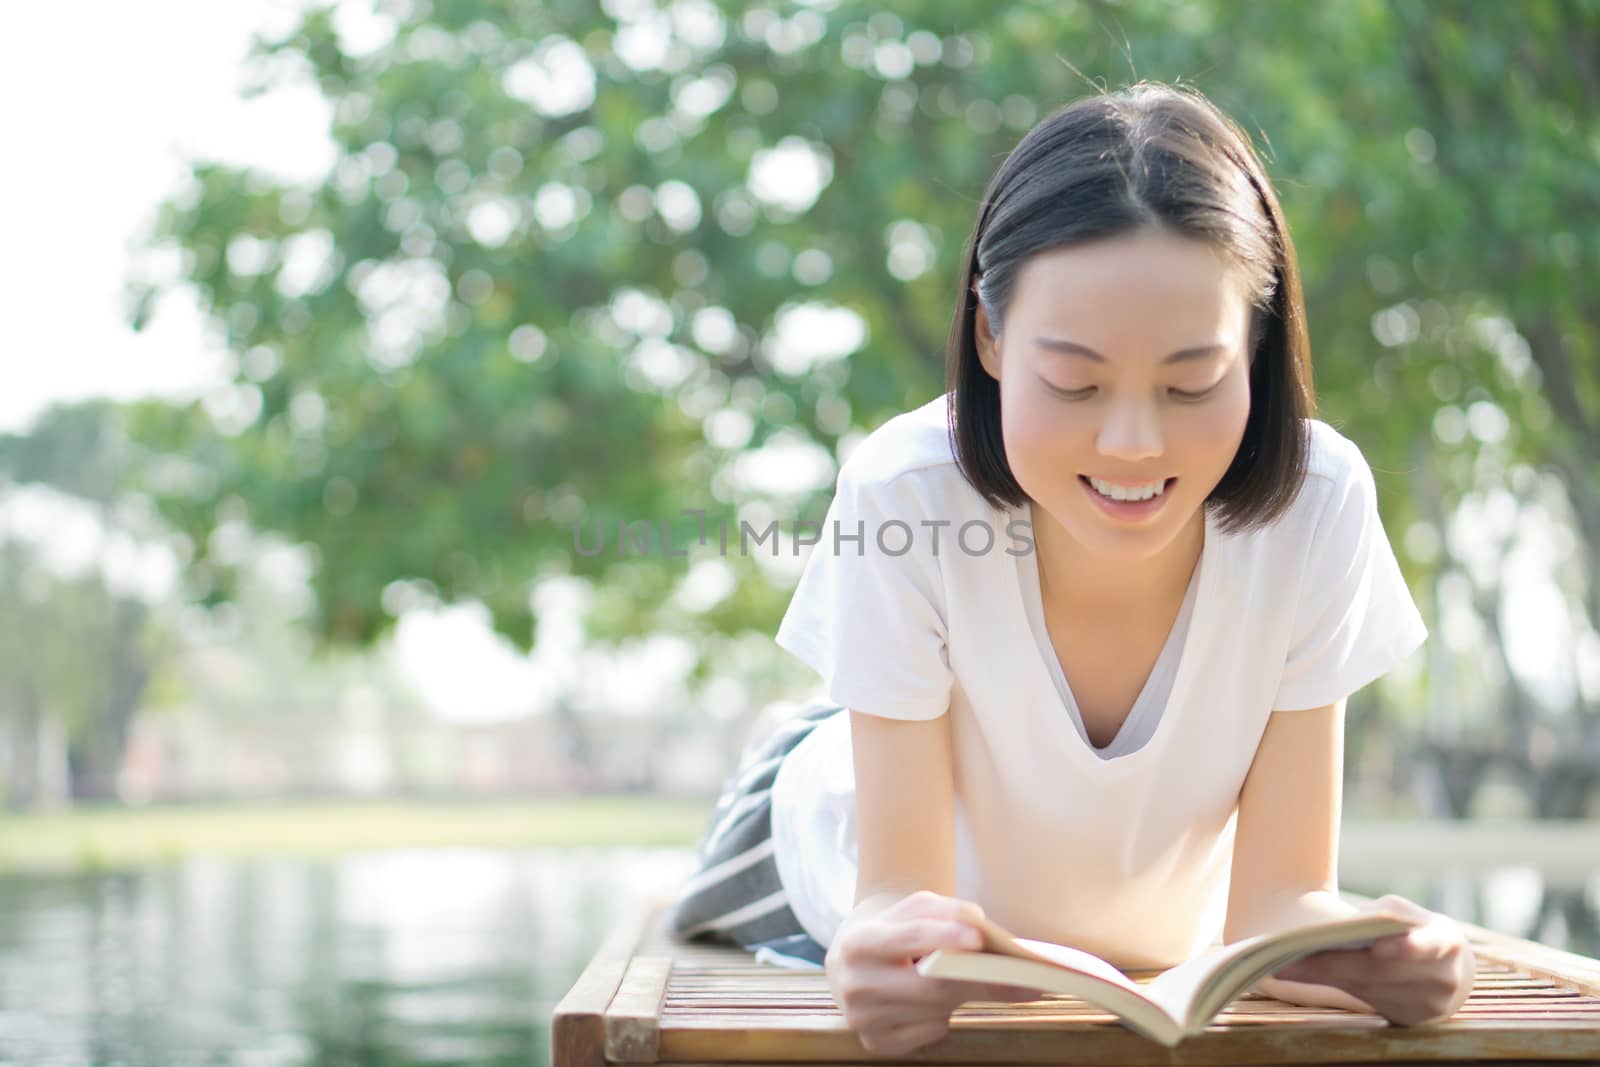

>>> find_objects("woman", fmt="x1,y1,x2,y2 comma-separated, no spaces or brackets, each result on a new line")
669,80,1475,1055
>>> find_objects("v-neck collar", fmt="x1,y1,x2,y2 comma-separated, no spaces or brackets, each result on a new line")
1012,500,1219,766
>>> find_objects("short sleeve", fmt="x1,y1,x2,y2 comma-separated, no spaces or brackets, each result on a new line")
1272,446,1429,712
773,462,954,721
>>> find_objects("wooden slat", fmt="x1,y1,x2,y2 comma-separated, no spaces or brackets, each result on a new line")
657,1017,1600,1065
606,955,675,1063
1455,929,1600,999
604,1063,1600,1067
563,890,1600,1066
551,894,673,1067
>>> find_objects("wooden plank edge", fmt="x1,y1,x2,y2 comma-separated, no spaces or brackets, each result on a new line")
1459,932,1600,999
632,1062,1600,1067
552,894,674,1067
660,1016,1600,1065
607,955,675,1062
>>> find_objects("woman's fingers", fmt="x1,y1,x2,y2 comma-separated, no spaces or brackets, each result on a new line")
881,919,982,960
859,983,1038,1055
829,891,1036,1058
893,891,992,944
862,1018,950,1055
844,967,937,1007
844,969,1034,1015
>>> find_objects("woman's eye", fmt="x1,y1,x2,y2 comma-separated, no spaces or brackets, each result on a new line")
1043,382,1216,401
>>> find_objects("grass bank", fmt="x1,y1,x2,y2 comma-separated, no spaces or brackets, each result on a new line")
0,794,716,872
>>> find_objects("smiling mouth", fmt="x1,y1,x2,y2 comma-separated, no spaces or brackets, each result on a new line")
1078,475,1177,496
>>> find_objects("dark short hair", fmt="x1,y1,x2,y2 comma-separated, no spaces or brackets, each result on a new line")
945,80,1314,536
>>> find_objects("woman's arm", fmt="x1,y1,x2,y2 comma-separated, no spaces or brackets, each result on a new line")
1224,696,1348,941
827,707,1035,1057
849,707,959,909
1224,697,1474,1022
1224,697,1375,1009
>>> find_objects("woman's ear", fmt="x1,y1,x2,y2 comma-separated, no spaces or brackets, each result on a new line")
972,283,1001,381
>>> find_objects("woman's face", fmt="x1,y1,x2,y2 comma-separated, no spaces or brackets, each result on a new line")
974,227,1255,564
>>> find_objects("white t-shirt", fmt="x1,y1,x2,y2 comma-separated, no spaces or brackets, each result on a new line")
769,392,1428,970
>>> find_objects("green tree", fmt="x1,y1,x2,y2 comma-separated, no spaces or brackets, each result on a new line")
0,403,172,804
122,0,1598,807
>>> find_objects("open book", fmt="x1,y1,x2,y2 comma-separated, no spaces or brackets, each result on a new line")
914,907,1420,1047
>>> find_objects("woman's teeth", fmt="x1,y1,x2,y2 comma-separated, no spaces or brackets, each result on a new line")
1086,476,1169,502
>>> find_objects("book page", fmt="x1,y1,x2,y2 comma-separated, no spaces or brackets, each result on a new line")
1206,914,1417,1003
1138,943,1237,1022
1007,937,1142,993
914,951,1182,1045
968,912,1142,993
1149,912,1420,1029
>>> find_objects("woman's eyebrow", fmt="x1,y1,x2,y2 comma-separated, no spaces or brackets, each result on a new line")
1032,337,1228,364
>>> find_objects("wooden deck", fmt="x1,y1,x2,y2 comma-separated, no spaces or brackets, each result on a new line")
552,891,1600,1066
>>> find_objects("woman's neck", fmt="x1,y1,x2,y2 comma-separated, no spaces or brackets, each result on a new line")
1029,500,1206,619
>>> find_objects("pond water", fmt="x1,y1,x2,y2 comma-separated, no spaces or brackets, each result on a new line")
0,848,1595,1067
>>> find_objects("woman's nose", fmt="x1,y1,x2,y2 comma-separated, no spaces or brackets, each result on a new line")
1095,397,1164,460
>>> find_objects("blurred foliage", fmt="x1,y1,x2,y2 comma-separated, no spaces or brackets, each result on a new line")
0,403,461,807
119,0,1598,697
0,403,172,804
0,540,158,806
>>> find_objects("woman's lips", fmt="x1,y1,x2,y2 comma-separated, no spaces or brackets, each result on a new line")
1078,475,1177,520
1078,475,1176,491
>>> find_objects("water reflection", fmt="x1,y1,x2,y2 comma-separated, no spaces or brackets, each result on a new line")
0,849,1593,1067
0,848,696,1067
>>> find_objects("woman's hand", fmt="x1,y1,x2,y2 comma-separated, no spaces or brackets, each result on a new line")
1270,893,1476,1026
825,889,1037,1055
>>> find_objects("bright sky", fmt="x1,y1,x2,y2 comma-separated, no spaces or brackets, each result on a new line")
2,1,326,432
1,2,1592,726
0,0,713,724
